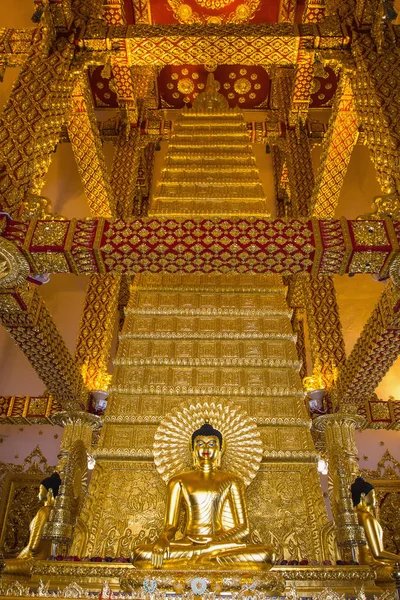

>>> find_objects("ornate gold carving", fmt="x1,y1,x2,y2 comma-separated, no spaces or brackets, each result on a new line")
81,22,349,68
275,68,314,217
0,447,54,557
303,275,346,391
314,411,366,554
154,399,262,486
68,75,115,218
75,274,120,391
352,31,400,195
0,238,29,290
0,287,88,411
334,281,400,404
0,31,75,215
311,72,358,218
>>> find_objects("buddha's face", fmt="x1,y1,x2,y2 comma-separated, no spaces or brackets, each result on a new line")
363,489,376,509
38,484,48,502
193,435,221,466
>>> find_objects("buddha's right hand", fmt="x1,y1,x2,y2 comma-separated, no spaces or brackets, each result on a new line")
151,535,170,568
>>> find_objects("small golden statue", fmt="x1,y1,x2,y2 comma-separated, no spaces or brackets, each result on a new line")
132,422,276,569
351,476,400,565
17,472,61,560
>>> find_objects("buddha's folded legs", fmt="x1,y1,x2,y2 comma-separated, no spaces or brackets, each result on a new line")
132,541,276,569
196,544,277,567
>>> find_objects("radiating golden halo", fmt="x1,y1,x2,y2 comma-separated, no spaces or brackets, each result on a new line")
154,399,263,487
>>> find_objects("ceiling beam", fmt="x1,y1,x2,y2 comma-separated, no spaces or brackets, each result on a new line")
1,216,398,277
81,22,349,67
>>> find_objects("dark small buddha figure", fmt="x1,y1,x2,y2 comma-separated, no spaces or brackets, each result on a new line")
132,423,276,569
17,472,61,560
351,476,400,565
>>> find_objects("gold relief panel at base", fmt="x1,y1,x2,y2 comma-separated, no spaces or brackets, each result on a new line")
72,461,166,558
257,425,316,454
246,464,333,563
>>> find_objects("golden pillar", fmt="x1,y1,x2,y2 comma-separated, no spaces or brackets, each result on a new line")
333,280,400,405
351,29,400,197
0,30,76,216
274,68,347,396
303,275,346,394
44,411,101,554
314,410,366,560
68,74,116,218
0,283,87,410
111,128,142,218
275,68,314,217
310,71,359,219
75,274,120,392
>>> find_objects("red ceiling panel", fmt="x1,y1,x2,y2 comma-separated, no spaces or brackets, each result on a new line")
158,64,270,109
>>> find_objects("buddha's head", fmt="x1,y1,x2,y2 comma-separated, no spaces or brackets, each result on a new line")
39,472,61,503
191,423,223,469
351,476,376,510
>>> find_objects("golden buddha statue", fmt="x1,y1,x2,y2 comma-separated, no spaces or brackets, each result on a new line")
351,476,400,566
132,423,276,569
17,472,61,560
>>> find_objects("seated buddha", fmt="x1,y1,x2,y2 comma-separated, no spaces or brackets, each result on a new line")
17,472,61,560
132,423,276,569
351,476,400,565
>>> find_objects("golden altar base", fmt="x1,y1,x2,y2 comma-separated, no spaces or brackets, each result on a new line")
0,560,385,598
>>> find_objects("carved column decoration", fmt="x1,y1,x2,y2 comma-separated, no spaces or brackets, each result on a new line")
111,129,141,218
333,281,400,405
0,285,88,410
68,74,116,218
302,0,326,22
351,31,400,197
0,31,76,216
275,68,315,217
271,145,289,217
136,142,156,217
111,65,139,125
311,71,359,218
75,274,120,391
103,0,127,24
303,275,346,393
292,309,307,381
43,411,101,553
314,410,366,559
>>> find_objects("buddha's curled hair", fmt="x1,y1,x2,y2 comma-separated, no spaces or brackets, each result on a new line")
40,472,61,497
191,422,223,449
350,476,374,506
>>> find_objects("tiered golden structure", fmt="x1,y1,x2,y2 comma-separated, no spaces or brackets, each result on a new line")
1,1,400,596
71,80,331,565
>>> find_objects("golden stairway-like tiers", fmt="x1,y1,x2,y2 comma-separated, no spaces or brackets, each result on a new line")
76,103,331,563
150,109,269,217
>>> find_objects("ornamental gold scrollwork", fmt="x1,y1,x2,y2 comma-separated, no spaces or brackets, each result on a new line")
0,238,29,290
